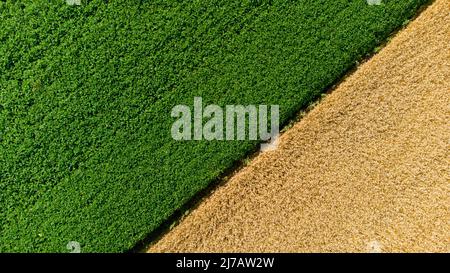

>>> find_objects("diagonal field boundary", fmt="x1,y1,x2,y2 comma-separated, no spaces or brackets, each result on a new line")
150,0,449,253
0,0,431,252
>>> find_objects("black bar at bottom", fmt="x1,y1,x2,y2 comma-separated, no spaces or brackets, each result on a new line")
0,253,441,272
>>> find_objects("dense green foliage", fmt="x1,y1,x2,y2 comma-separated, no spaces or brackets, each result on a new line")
0,0,427,252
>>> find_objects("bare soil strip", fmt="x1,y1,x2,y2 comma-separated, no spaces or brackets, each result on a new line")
150,0,449,252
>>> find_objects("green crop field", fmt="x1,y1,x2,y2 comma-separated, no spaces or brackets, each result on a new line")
0,0,428,252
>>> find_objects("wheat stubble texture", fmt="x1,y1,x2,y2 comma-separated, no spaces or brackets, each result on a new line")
150,0,450,253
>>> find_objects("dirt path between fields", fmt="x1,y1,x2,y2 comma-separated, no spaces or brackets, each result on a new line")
149,0,449,252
